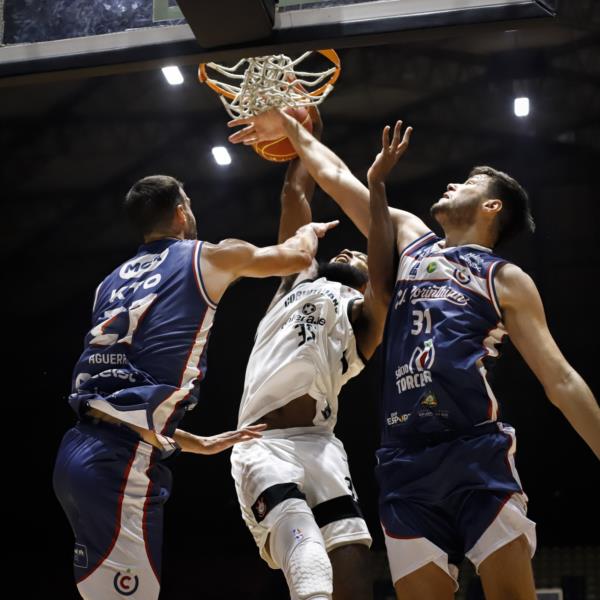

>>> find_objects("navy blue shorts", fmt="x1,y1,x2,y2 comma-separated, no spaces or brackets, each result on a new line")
376,423,535,584
53,420,172,599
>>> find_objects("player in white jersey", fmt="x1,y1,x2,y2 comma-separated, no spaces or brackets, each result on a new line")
231,113,388,600
229,112,600,600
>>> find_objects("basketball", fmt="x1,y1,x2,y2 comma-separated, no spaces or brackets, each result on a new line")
253,106,313,162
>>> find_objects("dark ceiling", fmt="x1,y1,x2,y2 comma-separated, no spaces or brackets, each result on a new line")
4,0,599,597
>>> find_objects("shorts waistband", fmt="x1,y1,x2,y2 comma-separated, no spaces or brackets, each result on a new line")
258,425,334,439
382,422,501,448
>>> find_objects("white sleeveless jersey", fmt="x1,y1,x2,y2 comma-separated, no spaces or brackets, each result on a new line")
237,277,365,431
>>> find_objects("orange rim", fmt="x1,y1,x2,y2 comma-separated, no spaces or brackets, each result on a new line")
198,49,341,101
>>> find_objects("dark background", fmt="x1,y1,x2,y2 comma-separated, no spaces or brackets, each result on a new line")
2,0,598,597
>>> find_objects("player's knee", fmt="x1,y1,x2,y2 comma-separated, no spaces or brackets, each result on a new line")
269,500,333,600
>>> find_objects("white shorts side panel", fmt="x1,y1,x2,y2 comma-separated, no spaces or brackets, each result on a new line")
383,530,459,591
466,493,537,572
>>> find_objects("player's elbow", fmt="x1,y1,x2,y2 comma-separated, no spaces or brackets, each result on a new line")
316,165,348,193
544,367,578,410
280,182,305,204
295,250,313,270
283,250,312,274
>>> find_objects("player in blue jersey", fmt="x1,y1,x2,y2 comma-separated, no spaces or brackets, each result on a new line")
53,173,338,600
229,112,600,600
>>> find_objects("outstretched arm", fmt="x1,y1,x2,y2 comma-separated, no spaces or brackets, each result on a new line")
173,424,266,455
352,122,414,359
202,221,338,303
228,108,430,250
367,121,412,306
496,264,600,459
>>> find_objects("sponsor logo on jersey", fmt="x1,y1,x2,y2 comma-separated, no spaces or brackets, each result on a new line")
420,392,438,407
76,369,137,387
284,287,339,312
386,411,411,426
394,340,435,394
426,261,438,273
73,544,88,568
453,267,472,285
113,571,139,596
284,313,326,328
110,273,161,303
119,249,169,280
302,303,316,315
461,252,485,274
394,284,469,309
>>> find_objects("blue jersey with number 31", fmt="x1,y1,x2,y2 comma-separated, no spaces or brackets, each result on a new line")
381,232,509,445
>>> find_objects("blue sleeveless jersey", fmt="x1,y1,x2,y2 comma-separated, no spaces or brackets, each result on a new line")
381,232,508,444
69,238,217,439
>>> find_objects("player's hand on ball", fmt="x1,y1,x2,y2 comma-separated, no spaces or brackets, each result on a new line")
192,424,267,455
367,120,413,184
228,108,287,145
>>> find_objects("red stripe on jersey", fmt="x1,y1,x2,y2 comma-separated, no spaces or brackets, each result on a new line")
159,306,209,435
143,450,161,584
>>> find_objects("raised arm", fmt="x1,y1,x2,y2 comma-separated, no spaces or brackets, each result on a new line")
278,109,322,244
201,221,338,303
352,122,414,359
367,121,412,305
496,264,600,459
228,108,429,250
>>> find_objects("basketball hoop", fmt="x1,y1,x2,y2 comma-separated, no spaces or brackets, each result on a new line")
199,49,340,120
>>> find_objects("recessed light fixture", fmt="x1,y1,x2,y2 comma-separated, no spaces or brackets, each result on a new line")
212,146,232,166
514,97,530,117
161,66,184,85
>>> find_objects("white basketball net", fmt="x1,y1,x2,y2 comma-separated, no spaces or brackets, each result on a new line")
202,51,337,119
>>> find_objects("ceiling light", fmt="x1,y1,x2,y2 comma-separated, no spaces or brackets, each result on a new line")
161,66,184,85
514,97,530,117
212,146,232,166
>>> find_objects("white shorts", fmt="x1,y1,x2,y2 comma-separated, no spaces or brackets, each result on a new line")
231,426,372,568
384,493,537,590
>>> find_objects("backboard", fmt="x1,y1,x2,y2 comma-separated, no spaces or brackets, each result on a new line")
0,0,556,81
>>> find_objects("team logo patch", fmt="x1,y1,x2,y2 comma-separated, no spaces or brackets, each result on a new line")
252,495,268,522
73,543,88,568
426,261,438,274
114,571,139,596
393,340,436,396
302,303,316,315
410,339,436,372
453,267,472,284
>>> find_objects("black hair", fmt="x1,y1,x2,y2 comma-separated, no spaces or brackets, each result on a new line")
317,261,368,291
124,175,185,236
469,166,535,246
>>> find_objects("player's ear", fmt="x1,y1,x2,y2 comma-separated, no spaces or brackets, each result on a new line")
482,198,502,215
173,203,187,228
